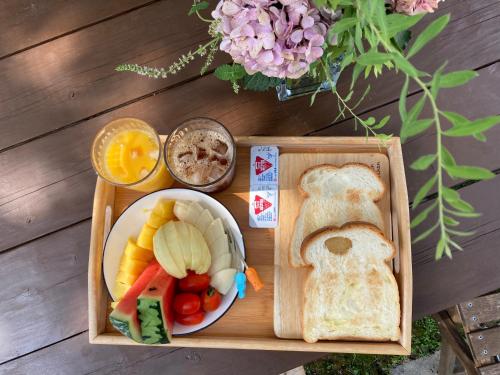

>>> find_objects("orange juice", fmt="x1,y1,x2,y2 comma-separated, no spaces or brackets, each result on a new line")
91,118,174,192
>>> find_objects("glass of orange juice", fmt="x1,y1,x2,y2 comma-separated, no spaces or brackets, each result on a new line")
91,118,174,192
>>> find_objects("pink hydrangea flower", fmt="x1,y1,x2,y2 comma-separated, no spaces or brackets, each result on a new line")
212,0,330,79
392,0,443,15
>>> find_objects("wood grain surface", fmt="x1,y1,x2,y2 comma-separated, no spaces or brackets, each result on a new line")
1,0,500,372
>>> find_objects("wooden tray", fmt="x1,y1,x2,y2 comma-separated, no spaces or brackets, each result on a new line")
88,136,412,354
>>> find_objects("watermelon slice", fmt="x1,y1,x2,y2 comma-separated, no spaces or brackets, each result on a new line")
137,268,177,344
109,259,160,342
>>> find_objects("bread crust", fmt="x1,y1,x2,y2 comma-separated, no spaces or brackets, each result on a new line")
300,223,400,343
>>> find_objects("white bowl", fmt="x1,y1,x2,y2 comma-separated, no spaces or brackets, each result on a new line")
103,188,245,336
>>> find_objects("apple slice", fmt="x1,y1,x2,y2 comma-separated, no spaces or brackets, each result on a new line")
205,218,225,246
153,225,185,279
210,268,237,295
188,224,210,274
208,253,232,276
194,209,214,234
176,221,192,270
210,233,230,259
163,221,186,276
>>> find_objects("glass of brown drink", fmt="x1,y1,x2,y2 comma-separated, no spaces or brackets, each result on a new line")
165,118,236,193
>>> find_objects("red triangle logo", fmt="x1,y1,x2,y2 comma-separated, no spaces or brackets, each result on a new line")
253,195,272,215
255,156,272,176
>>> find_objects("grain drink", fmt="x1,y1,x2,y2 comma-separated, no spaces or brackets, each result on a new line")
165,118,236,192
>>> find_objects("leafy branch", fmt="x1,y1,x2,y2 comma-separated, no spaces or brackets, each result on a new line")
319,0,500,259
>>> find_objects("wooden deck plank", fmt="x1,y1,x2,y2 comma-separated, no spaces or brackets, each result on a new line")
1,0,498,151
0,329,322,375
412,175,500,319
0,0,152,58
0,0,227,150
0,221,90,363
2,61,500,253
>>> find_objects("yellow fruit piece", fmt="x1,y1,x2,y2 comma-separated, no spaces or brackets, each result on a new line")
137,223,156,250
119,257,149,276
113,281,132,300
147,211,169,229
111,301,119,309
152,199,176,220
123,239,154,262
115,270,138,285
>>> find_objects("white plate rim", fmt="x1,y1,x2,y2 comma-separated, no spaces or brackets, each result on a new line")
102,188,245,336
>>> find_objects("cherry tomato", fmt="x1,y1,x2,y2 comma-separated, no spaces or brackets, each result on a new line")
179,271,211,293
176,311,205,326
173,293,201,315
202,287,222,312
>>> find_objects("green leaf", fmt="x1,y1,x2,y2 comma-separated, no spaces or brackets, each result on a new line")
439,70,478,88
411,201,437,229
393,30,412,51
372,115,390,130
401,119,433,141
330,17,357,34
442,186,460,202
443,115,500,137
354,22,364,53
443,216,460,226
357,51,392,66
445,165,495,180
473,132,487,142
242,72,281,91
412,222,439,243
447,228,476,237
446,197,474,213
408,14,450,58
392,53,418,77
430,63,446,99
441,147,456,167
410,154,436,170
435,237,446,260
364,116,376,126
441,111,469,127
386,13,424,37
214,64,246,81
447,210,480,218
350,63,364,90
447,238,463,252
188,1,209,16
412,175,437,210
399,76,409,121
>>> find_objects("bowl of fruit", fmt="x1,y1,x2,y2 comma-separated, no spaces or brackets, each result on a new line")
103,189,245,344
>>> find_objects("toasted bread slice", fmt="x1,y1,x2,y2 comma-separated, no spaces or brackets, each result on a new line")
301,223,400,343
290,163,385,267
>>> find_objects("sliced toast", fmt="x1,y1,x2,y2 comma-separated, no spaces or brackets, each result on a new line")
301,223,400,343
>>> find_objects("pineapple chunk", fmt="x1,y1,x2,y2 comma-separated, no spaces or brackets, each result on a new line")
119,257,149,276
123,239,154,262
115,270,139,285
113,280,132,300
152,199,175,220
147,211,169,229
137,223,156,250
